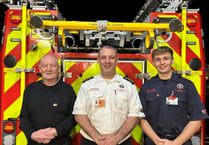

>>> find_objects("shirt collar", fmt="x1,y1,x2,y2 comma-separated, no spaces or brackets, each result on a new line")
154,72,179,82
96,74,121,83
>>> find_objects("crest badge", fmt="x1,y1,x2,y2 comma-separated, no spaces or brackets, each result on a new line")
177,83,184,89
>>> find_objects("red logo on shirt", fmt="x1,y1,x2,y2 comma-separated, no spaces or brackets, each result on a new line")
146,89,156,93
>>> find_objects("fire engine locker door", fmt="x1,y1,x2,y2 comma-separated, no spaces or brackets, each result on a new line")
61,57,146,145
61,58,146,94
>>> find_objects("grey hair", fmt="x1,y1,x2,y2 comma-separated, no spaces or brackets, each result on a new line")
40,54,59,66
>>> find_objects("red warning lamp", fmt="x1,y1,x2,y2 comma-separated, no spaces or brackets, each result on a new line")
10,11,22,24
187,15,197,27
3,121,15,134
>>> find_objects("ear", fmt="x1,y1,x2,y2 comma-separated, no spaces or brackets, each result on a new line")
172,57,174,64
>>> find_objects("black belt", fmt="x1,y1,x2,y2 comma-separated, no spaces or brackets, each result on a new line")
157,133,178,140
81,137,132,145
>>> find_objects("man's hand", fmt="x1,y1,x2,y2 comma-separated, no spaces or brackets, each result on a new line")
100,134,118,145
45,127,58,137
95,135,106,145
31,128,56,144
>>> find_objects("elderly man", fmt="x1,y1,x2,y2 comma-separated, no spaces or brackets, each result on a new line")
19,54,76,145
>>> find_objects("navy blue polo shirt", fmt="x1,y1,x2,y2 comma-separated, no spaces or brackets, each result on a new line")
139,73,209,135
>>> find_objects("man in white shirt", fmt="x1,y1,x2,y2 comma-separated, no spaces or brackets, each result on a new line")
73,45,145,145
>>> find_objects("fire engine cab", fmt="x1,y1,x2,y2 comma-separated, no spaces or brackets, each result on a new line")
0,0,206,144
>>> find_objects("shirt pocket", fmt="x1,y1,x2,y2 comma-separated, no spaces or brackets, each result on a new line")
145,93,163,116
168,92,189,122
87,93,105,113
176,92,189,115
88,95,106,124
115,91,129,114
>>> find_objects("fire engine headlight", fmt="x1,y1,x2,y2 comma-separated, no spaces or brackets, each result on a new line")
169,19,182,32
30,15,43,28
3,134,15,145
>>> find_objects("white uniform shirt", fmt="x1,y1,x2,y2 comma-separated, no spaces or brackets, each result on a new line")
73,74,145,144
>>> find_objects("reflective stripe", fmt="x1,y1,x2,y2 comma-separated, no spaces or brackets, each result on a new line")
16,131,28,145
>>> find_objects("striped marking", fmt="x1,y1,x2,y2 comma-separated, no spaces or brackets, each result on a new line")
16,131,28,145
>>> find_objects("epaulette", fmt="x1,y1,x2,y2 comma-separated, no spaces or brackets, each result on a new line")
82,76,94,83
123,76,134,84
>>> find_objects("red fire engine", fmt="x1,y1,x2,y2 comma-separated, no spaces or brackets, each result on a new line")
0,0,207,144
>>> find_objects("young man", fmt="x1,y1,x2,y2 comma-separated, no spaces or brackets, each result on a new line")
73,45,145,145
139,46,209,145
19,54,76,145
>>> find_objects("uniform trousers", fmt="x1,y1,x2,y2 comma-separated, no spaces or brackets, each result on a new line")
80,137,133,145
144,136,192,145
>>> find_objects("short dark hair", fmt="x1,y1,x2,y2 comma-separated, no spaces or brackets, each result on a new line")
152,46,173,60
98,45,118,57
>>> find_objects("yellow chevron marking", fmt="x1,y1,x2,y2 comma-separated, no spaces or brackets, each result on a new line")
5,24,31,56
5,24,21,55
4,40,51,93
131,125,142,144
132,62,143,73
184,74,201,95
71,62,100,95
174,30,201,58
4,62,21,93
147,60,157,78
16,131,27,145
116,65,126,76
64,62,75,72
26,40,51,68
71,124,81,138
3,95,22,119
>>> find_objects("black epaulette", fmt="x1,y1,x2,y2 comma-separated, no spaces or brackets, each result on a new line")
123,76,134,84
82,76,94,83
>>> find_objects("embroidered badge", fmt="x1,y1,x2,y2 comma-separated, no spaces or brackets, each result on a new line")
202,110,207,115
119,84,124,88
177,83,184,89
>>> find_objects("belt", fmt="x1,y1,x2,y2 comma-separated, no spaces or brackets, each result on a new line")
157,133,178,140
81,137,132,145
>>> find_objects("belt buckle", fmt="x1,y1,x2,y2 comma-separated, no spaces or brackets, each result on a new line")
164,134,176,140
164,134,171,139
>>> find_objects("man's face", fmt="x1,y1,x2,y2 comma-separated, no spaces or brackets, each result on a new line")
39,55,60,81
153,52,174,75
98,47,118,78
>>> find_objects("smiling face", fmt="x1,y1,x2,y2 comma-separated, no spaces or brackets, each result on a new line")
97,46,118,79
39,54,60,85
153,52,174,78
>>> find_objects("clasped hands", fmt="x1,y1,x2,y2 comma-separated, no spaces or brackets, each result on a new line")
31,127,57,144
95,134,121,145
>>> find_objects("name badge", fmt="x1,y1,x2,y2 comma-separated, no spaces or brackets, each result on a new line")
94,99,105,107
166,91,178,105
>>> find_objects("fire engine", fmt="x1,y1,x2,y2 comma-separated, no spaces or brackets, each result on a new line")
0,0,207,144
